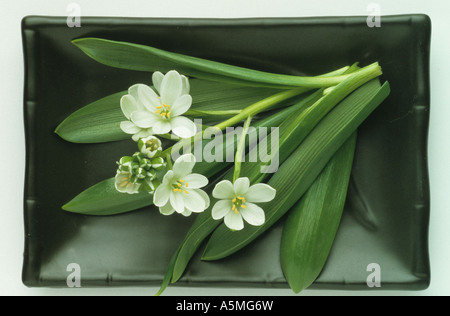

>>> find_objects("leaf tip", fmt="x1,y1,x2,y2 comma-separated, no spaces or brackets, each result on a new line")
54,125,73,143
54,124,63,136
71,37,86,46
61,203,72,212
154,287,164,296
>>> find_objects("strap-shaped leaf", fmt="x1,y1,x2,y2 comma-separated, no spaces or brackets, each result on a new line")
62,178,154,216
55,80,280,143
55,91,128,143
73,38,354,89
280,132,357,294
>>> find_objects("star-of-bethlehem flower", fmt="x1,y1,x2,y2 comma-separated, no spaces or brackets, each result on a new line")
120,70,197,140
153,154,210,217
212,177,276,231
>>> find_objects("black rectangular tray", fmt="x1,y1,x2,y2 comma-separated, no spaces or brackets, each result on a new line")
22,15,431,291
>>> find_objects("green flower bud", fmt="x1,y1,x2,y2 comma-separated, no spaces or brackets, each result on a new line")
132,152,145,162
136,167,147,179
139,158,153,170
115,147,166,194
146,169,157,181
151,157,166,171
130,161,140,172
143,177,161,194
116,156,133,172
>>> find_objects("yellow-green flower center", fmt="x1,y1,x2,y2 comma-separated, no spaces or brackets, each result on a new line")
173,179,189,194
118,174,133,189
232,196,247,214
145,138,160,151
155,103,171,119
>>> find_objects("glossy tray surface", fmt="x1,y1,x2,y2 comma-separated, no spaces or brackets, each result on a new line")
22,15,431,290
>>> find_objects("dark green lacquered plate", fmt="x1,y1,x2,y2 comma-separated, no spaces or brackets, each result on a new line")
22,15,431,290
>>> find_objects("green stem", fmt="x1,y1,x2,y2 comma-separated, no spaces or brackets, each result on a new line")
160,88,304,158
186,109,242,117
233,116,253,183
214,88,307,131
166,153,173,170
278,62,383,149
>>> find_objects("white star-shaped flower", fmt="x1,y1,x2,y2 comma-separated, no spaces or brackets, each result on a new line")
153,154,210,217
120,70,197,140
211,177,276,231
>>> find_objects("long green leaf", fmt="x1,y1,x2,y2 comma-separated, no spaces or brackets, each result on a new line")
62,178,154,216
56,91,128,143
201,79,390,261
155,247,181,296
280,132,357,294
55,80,281,144
73,38,354,89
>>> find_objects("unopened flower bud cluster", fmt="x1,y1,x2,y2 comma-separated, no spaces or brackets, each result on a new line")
115,136,166,194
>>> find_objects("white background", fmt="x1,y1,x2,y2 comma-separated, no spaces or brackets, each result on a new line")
1,0,449,296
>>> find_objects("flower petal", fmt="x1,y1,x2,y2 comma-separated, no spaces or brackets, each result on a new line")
131,134,141,142
128,84,140,99
224,211,244,231
245,183,277,203
132,129,153,142
120,121,141,134
120,95,138,119
171,116,197,139
115,172,131,193
213,180,235,200
128,84,147,111
138,84,161,112
240,202,265,226
116,173,141,194
131,111,160,129
234,177,250,196
181,209,192,217
171,94,192,117
184,190,206,213
152,71,164,94
212,199,233,220
159,202,175,216
162,170,175,185
152,119,172,135
126,183,141,194
172,154,196,179
195,189,211,209
170,190,185,214
160,70,182,106
182,174,209,189
153,184,171,207
181,75,190,95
